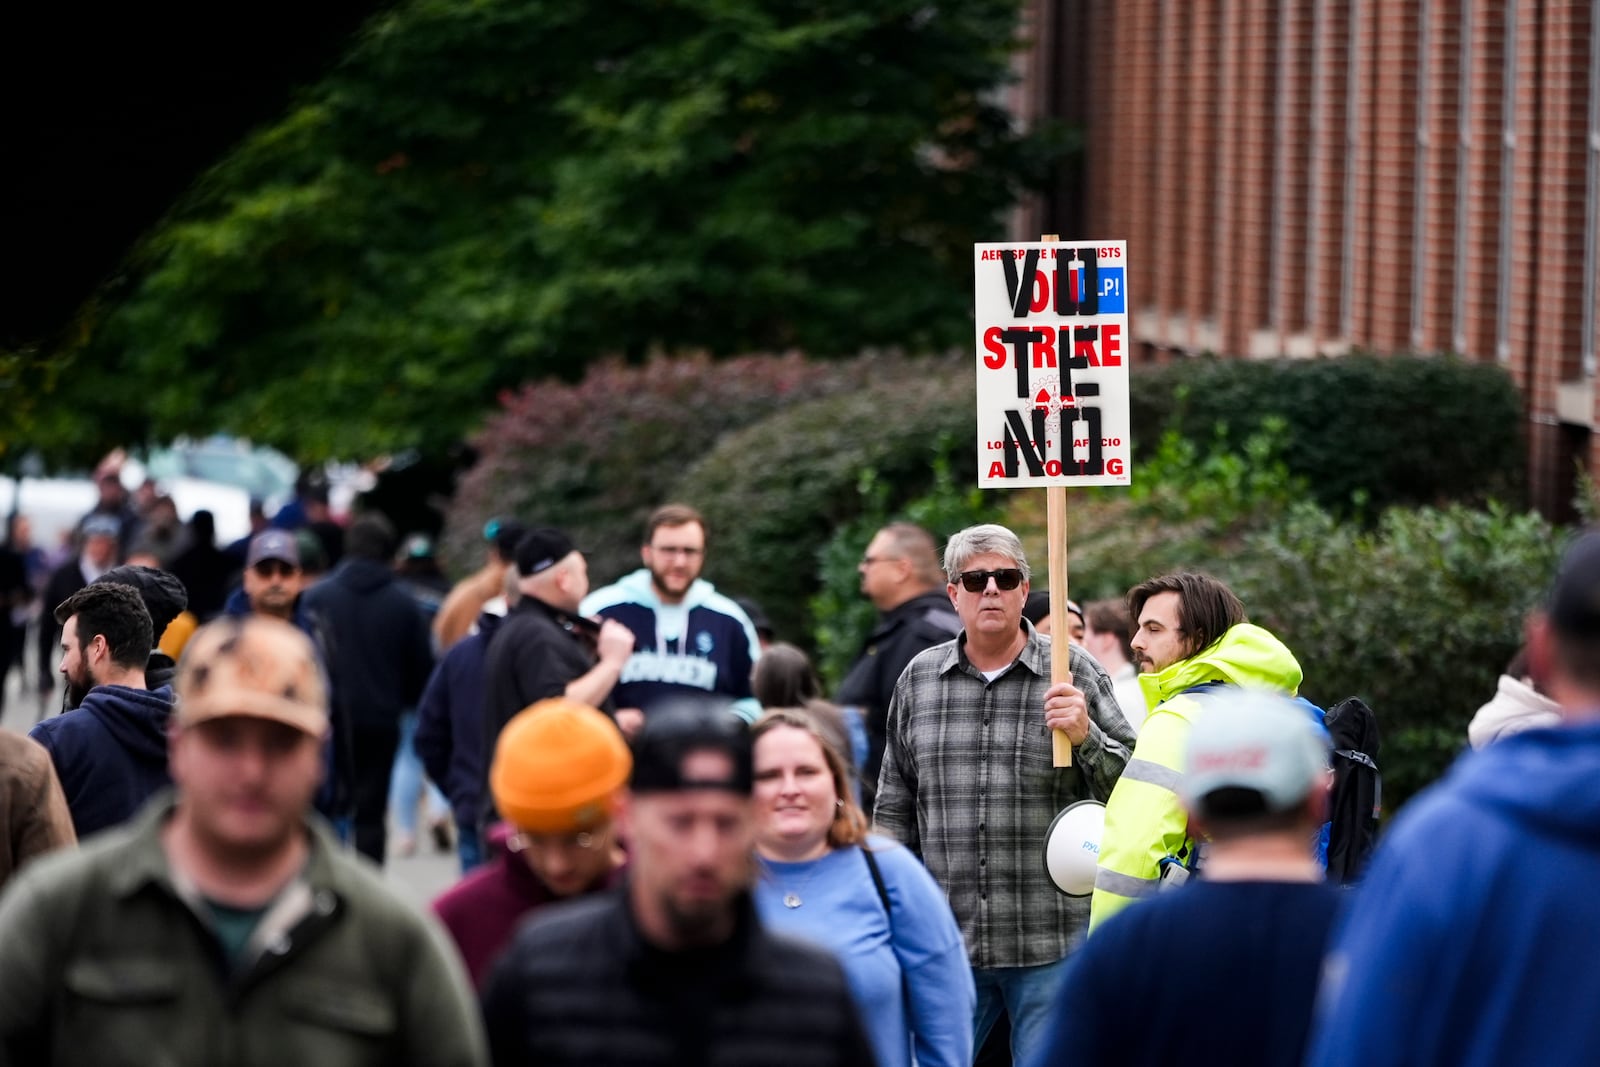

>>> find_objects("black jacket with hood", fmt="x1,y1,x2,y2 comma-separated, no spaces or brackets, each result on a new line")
301,557,434,730
28,684,174,839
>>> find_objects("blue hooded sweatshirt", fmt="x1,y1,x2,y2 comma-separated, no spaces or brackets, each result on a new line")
29,684,174,839
1305,720,1600,1067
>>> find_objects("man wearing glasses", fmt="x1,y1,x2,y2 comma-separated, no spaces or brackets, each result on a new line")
873,523,1136,1066
836,522,962,812
581,504,763,733
237,530,304,624
229,528,350,827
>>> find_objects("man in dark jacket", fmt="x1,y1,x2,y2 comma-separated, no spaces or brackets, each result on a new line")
226,528,351,824
416,580,516,871
167,509,232,622
482,528,634,744
29,582,174,838
835,522,961,811
301,513,433,864
481,703,874,1067
37,513,121,708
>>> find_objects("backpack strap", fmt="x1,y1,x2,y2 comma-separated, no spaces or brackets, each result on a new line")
861,844,916,1006
1333,748,1379,772
861,845,892,923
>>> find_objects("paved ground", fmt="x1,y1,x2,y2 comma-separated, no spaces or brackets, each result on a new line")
2,665,466,913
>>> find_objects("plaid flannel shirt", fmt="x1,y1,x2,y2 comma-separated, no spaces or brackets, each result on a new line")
873,623,1136,970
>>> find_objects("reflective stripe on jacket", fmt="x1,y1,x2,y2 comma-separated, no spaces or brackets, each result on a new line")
1088,623,1304,933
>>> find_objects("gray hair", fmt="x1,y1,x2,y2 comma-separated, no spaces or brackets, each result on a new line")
942,524,1031,582
876,522,945,587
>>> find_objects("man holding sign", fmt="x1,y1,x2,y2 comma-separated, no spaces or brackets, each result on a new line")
873,523,1135,1064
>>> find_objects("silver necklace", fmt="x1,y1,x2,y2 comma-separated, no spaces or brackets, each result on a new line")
765,856,824,909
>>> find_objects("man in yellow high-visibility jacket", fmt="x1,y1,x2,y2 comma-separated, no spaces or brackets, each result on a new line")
1088,572,1305,932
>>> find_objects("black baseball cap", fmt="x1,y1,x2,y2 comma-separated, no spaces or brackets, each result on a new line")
515,527,576,577
1548,529,1600,637
484,516,528,561
629,699,754,796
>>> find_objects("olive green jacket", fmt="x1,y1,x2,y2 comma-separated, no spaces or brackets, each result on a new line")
0,792,486,1067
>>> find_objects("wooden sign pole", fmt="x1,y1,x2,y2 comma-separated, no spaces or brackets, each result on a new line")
1048,484,1073,766
1038,233,1074,768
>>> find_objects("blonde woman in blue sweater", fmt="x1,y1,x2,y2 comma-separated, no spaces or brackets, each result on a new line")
752,708,974,1067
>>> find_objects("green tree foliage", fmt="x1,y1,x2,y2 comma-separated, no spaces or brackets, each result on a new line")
1060,420,1308,601
1128,354,1526,517
0,345,64,463
48,0,1051,462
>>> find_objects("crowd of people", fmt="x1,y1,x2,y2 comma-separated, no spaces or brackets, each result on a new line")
0,478,1595,1067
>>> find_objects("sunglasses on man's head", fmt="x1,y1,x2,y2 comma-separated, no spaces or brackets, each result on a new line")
956,568,1024,593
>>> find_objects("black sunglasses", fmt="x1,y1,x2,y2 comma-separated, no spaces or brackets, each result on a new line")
956,568,1024,593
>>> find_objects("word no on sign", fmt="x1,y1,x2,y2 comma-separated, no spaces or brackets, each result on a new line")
973,241,1132,488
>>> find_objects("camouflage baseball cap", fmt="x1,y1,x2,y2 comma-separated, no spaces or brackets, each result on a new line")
175,616,328,736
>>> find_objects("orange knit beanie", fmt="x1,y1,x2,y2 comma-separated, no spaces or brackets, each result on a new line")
490,698,632,832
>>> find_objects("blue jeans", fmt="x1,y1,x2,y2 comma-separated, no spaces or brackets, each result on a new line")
389,710,449,837
455,814,485,873
972,956,1074,1065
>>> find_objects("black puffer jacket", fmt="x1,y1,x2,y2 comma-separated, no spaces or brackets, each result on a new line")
482,888,876,1067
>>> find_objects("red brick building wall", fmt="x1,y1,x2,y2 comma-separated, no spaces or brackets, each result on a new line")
1020,0,1598,518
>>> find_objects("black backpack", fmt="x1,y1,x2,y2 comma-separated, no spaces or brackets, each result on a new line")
1323,697,1381,884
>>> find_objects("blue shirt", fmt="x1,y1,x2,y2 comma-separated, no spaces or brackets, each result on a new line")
754,838,974,1067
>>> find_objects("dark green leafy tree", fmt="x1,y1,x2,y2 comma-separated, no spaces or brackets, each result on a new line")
47,0,1052,462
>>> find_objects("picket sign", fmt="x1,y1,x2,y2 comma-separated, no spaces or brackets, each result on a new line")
973,234,1133,766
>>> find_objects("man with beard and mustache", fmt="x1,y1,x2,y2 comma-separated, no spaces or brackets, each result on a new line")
581,505,762,736
29,582,175,838
227,528,351,827
1090,572,1309,933
86,564,188,696
482,703,874,1067
235,529,304,622
0,616,486,1066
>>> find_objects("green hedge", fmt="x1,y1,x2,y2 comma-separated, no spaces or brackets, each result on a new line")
1129,354,1525,516
807,456,1005,687
670,358,975,643
1230,501,1560,806
1054,422,1560,810
441,353,890,581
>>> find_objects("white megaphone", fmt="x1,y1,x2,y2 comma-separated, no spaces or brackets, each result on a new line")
1043,799,1106,896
